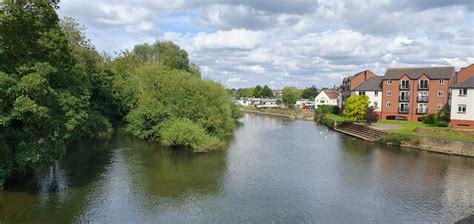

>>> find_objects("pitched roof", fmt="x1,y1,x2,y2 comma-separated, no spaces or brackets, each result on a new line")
322,89,338,99
354,76,383,91
452,76,474,88
384,66,454,80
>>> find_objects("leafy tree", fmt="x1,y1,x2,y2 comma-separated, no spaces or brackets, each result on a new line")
132,41,190,71
343,95,369,121
364,106,379,125
282,86,302,107
261,85,274,98
302,85,319,99
253,85,262,97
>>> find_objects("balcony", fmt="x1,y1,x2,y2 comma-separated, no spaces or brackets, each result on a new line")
399,96,410,102
416,108,428,114
417,96,428,102
398,108,409,114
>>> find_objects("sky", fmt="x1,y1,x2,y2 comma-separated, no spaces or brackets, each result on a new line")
57,0,474,89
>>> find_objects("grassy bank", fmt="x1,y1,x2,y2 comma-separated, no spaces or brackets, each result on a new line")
378,120,474,142
241,107,300,117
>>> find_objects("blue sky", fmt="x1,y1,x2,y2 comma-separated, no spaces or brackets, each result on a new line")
58,0,474,89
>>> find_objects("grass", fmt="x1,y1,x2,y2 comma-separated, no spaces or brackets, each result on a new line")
325,114,355,122
240,106,300,117
377,120,474,142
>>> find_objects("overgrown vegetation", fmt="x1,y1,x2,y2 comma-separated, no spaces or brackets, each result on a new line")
378,133,412,145
422,110,450,127
314,105,341,128
0,0,241,189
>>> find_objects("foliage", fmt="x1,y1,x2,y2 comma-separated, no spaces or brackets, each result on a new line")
378,133,411,145
343,95,369,121
301,85,319,99
122,63,240,149
159,118,223,151
422,110,450,127
315,105,339,115
282,86,302,107
364,107,379,125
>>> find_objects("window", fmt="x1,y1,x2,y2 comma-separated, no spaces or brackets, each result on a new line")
374,91,379,96
387,91,392,96
399,103,409,112
459,88,467,96
417,103,427,114
418,91,428,101
386,102,391,107
401,80,410,89
439,79,445,85
438,91,444,97
437,104,443,110
387,80,392,85
400,91,409,101
458,104,467,113
359,91,366,95
419,80,429,89
374,102,379,109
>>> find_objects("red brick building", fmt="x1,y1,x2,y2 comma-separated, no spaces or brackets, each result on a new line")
380,67,455,121
341,70,377,110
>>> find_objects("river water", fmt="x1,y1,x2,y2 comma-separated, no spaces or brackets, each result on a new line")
0,113,473,223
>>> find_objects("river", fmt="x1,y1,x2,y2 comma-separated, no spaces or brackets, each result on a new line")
1,113,473,223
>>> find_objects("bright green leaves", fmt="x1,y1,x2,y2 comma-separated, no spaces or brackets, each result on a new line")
343,95,370,121
282,86,303,107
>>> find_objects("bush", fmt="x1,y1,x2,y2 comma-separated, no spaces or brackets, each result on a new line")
322,116,335,129
315,105,339,115
422,110,450,127
364,107,379,125
159,118,223,151
379,133,411,145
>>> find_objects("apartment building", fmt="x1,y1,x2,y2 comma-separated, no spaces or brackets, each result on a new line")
380,67,455,121
450,64,474,129
341,70,377,109
352,76,383,114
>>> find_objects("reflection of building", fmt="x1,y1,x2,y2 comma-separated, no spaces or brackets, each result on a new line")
315,89,338,107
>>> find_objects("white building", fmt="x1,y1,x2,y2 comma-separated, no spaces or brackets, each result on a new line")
352,76,383,112
235,98,280,108
450,76,474,129
315,89,338,107
295,99,314,108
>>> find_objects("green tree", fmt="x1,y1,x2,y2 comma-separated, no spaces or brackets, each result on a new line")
302,85,319,99
261,85,274,98
343,95,369,121
132,41,190,71
253,85,262,97
282,86,302,107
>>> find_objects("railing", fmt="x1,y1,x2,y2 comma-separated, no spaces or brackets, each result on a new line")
398,108,409,114
417,96,428,102
400,85,410,90
399,96,410,102
418,84,429,90
416,109,427,114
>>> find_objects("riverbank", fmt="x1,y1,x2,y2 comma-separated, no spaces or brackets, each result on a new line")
240,109,298,119
316,114,474,157
240,107,315,120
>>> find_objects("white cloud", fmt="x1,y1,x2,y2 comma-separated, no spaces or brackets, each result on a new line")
235,65,265,74
192,29,264,50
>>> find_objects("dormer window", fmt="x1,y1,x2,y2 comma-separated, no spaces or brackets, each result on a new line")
419,80,429,89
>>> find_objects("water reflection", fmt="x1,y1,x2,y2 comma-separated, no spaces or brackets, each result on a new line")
0,115,473,223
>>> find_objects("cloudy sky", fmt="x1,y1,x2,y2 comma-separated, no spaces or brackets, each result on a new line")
58,0,474,89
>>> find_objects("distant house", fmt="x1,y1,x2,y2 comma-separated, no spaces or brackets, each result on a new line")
352,76,383,114
315,89,338,107
272,89,283,99
295,99,314,108
235,97,279,108
450,64,474,129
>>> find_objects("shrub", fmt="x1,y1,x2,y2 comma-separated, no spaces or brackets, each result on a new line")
436,121,449,127
159,118,223,151
364,107,379,125
379,133,411,145
422,110,450,127
315,105,339,115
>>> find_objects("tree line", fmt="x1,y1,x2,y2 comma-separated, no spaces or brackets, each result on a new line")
0,0,241,189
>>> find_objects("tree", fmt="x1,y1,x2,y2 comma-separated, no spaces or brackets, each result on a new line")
253,85,262,97
261,85,274,98
132,41,190,71
301,85,319,99
365,106,379,125
343,95,369,121
282,87,302,107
